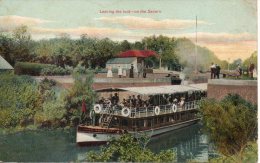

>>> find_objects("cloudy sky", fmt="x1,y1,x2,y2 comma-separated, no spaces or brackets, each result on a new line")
0,0,257,61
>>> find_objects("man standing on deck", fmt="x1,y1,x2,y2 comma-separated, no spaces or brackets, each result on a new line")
210,62,216,79
215,64,221,79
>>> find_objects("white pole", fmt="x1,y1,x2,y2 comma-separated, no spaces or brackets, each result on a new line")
159,57,162,69
228,58,230,71
195,16,198,73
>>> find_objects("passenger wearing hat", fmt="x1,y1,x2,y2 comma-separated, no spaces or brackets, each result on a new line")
180,97,185,110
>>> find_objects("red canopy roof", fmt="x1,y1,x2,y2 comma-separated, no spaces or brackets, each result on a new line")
118,50,158,58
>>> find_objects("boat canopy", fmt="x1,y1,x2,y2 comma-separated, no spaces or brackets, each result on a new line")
95,87,127,92
120,83,207,95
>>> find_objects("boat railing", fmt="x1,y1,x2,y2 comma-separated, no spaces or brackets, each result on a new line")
98,100,200,118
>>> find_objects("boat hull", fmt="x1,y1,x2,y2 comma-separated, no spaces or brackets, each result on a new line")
76,119,199,146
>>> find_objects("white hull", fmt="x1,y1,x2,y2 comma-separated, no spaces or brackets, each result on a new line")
77,132,121,145
77,119,199,145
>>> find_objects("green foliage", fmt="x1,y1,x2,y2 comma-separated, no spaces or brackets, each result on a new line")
14,62,56,75
86,134,175,162
34,78,67,127
65,64,96,125
199,94,257,162
0,74,69,129
210,141,257,163
229,58,242,70
34,95,66,126
14,62,70,76
0,27,254,72
40,66,71,76
142,35,180,70
0,73,42,128
243,51,257,69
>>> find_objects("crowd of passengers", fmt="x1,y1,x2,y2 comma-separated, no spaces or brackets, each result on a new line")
98,92,206,109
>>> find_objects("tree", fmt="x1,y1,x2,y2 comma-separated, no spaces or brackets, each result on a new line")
86,134,175,162
243,51,257,70
199,94,257,163
65,63,96,125
120,40,132,51
229,58,242,70
0,33,16,65
142,35,180,70
12,26,34,63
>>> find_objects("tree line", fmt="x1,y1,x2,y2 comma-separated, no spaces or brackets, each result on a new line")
0,25,246,72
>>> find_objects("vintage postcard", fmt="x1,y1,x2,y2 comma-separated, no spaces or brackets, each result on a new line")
0,0,257,162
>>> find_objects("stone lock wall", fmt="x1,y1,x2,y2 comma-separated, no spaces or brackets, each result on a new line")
207,79,257,104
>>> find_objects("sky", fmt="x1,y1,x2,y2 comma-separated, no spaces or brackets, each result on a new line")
0,0,257,62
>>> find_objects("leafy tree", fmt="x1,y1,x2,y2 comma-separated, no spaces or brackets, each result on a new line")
86,134,175,162
243,51,257,70
209,141,257,163
65,63,96,125
12,26,34,63
199,94,257,163
133,41,144,50
0,73,42,128
34,78,67,127
142,35,180,70
120,40,132,51
229,58,242,70
0,33,16,65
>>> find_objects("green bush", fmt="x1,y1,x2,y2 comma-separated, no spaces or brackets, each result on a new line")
0,73,42,128
199,94,257,162
34,99,66,127
86,134,175,162
40,66,71,76
14,62,71,76
14,62,56,76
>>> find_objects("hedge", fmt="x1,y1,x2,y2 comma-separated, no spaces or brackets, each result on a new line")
14,62,71,76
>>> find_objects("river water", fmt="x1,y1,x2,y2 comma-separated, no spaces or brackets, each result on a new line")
0,124,214,162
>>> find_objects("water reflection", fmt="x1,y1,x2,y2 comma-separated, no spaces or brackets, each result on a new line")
148,124,209,162
0,124,211,162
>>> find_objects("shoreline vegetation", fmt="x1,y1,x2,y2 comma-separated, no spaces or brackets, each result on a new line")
0,64,95,133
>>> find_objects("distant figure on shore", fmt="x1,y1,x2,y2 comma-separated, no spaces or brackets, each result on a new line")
143,65,148,78
215,64,221,79
249,63,255,78
236,64,242,76
118,66,122,78
122,68,127,78
137,63,142,78
129,64,134,78
210,62,216,79
107,65,113,78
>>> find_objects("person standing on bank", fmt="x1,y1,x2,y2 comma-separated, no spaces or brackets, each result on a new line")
129,64,134,78
107,65,113,78
143,65,147,78
210,62,216,79
215,64,221,79
118,66,122,78
137,63,142,78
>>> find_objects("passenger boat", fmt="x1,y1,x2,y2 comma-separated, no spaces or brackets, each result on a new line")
77,83,207,146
